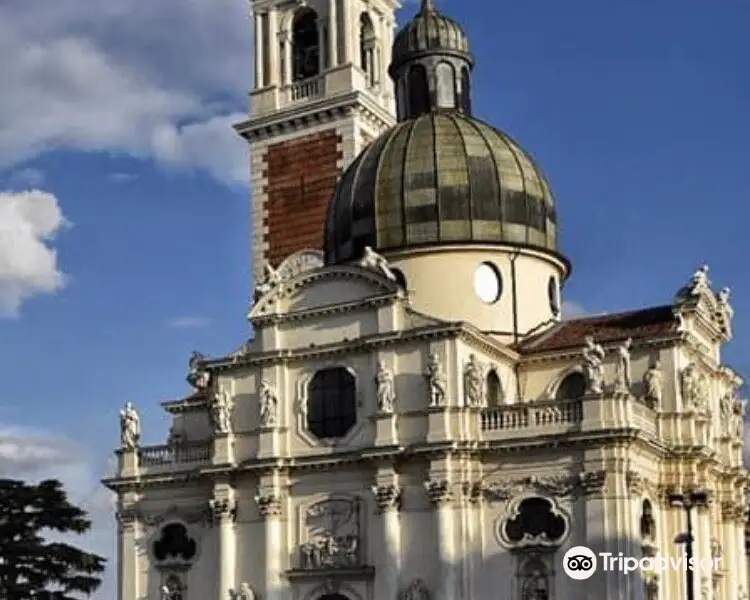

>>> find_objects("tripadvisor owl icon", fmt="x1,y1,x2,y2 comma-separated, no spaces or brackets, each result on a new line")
563,546,598,580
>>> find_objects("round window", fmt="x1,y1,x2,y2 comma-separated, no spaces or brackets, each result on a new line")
474,262,502,304
548,276,560,316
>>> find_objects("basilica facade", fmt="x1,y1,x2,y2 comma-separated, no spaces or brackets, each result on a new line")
103,1,750,599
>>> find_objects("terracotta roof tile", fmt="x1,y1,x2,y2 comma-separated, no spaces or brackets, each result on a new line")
517,304,679,354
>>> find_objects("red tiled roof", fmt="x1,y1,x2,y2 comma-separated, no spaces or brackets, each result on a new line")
517,305,679,354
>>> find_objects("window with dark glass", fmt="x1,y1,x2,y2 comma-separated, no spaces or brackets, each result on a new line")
152,523,197,563
307,367,357,439
460,66,471,113
555,372,586,400
548,276,560,316
360,13,377,86
486,369,504,406
292,9,320,81
407,65,429,117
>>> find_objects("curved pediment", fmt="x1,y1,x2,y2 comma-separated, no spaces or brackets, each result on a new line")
248,263,401,323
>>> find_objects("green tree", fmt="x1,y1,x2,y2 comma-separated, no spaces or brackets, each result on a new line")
0,478,106,600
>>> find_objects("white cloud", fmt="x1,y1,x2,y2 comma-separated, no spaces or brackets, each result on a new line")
109,172,138,183
0,0,252,186
166,316,211,329
0,423,116,600
0,190,68,317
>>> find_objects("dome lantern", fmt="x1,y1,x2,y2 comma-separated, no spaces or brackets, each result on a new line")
389,0,474,121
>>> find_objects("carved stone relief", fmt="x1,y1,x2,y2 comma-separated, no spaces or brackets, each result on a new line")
424,479,452,505
401,578,430,600
229,582,256,600
255,492,282,518
298,498,362,569
681,363,709,413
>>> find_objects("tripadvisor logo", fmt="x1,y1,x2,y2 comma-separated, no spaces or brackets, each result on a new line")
562,546,721,581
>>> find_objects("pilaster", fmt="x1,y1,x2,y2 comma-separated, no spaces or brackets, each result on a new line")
424,472,457,600
207,485,238,600
115,504,140,600
255,485,284,600
371,471,402,600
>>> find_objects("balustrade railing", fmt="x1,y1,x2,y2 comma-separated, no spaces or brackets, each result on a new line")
138,441,211,467
289,75,324,101
481,399,583,432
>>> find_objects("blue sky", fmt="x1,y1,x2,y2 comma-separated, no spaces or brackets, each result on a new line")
0,0,748,597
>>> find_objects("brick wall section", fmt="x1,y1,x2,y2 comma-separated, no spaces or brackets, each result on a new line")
262,129,342,267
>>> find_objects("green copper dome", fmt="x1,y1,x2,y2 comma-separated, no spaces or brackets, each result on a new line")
323,112,559,264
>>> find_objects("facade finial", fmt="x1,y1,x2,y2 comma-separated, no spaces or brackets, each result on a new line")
420,0,437,13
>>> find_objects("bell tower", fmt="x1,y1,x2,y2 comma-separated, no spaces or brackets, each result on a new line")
235,0,399,282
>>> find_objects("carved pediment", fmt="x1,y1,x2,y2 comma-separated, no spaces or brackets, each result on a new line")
249,263,400,323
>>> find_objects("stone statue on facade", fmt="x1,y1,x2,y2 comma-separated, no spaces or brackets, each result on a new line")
187,351,210,389
229,583,255,600
681,363,707,411
720,392,733,435
259,380,278,427
463,353,485,407
255,261,281,299
613,337,632,393
119,401,141,450
733,397,746,438
690,264,711,294
718,286,734,320
359,246,396,280
738,586,748,600
211,387,232,434
642,359,663,408
424,352,447,407
401,578,430,600
582,336,605,394
375,360,396,414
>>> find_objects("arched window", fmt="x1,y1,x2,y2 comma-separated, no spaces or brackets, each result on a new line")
460,66,472,113
435,62,456,109
307,368,357,439
640,499,656,541
548,276,560,316
359,13,377,86
292,9,320,81
407,65,429,117
555,372,586,400
486,369,504,406
520,558,550,600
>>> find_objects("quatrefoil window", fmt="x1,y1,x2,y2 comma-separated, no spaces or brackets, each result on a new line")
153,523,197,564
502,497,567,547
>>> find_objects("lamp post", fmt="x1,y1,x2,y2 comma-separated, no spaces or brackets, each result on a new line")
669,489,709,600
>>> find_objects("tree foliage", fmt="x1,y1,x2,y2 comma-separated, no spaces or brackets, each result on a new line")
0,479,106,600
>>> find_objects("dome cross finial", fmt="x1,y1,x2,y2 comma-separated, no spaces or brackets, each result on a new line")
420,0,437,13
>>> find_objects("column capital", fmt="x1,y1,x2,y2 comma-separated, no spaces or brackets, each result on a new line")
206,497,237,525
255,492,283,518
424,478,453,506
371,483,402,513
115,506,139,531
